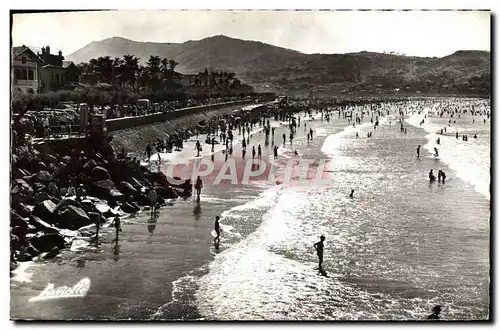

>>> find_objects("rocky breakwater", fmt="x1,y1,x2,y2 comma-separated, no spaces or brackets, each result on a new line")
10,135,193,273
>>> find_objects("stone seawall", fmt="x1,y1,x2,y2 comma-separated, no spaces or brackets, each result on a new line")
106,100,257,132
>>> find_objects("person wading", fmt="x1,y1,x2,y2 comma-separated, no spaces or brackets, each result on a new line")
111,215,122,241
194,176,203,202
214,216,222,248
313,235,326,270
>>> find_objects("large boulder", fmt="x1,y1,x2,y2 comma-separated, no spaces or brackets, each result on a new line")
57,205,92,230
33,200,58,225
156,186,178,199
28,232,66,253
145,171,169,186
89,179,115,198
13,202,32,218
13,178,33,194
118,181,140,198
87,211,103,225
35,170,53,183
34,191,55,205
55,198,83,213
29,216,60,235
109,189,126,204
131,177,145,191
91,166,111,181
134,194,151,206
120,202,140,214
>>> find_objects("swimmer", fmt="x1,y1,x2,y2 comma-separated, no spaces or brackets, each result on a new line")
427,305,442,320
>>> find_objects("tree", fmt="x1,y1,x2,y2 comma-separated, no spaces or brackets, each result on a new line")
168,59,178,72
122,54,140,93
146,56,162,91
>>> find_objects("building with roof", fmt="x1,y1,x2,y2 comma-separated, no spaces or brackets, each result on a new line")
11,45,81,95
12,46,43,94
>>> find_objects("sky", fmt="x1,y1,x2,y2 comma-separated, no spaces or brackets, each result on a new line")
11,10,490,57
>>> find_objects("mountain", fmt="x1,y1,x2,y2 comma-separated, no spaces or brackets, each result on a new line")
66,35,490,96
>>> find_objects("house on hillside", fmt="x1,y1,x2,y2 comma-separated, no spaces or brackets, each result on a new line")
11,46,43,94
180,74,199,87
11,45,81,94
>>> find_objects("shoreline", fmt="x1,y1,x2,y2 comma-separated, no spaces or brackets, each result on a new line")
10,96,490,320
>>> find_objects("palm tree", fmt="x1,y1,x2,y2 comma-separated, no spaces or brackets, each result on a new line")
123,54,140,93
168,59,178,72
112,57,123,85
146,56,162,91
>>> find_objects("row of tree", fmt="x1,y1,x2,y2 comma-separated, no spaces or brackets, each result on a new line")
76,55,249,96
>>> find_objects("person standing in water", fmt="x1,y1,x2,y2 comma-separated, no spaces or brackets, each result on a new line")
349,189,354,198
313,235,326,270
282,133,286,145
194,176,203,202
273,146,279,159
195,140,201,157
94,213,102,240
214,216,221,247
111,215,121,241
309,128,313,141
252,146,256,159
417,145,421,159
148,186,158,215
257,144,262,159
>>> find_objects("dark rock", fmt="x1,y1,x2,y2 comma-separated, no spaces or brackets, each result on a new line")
13,178,33,194
35,170,53,183
62,156,72,164
29,216,60,235
28,232,66,252
33,200,58,225
87,211,102,224
34,191,54,205
10,234,21,251
55,198,83,213
145,171,169,186
134,194,151,206
25,244,40,258
57,205,92,230
13,202,32,218
44,247,59,259
109,189,126,204
156,186,179,199
80,199,97,214
42,153,58,165
118,181,140,197
120,202,140,214
131,177,145,191
91,166,111,181
89,179,116,199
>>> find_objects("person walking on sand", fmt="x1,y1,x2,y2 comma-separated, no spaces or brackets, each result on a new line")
214,216,221,247
282,133,286,145
314,235,326,270
194,176,203,202
258,144,262,159
252,146,256,159
309,128,313,141
111,215,122,241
